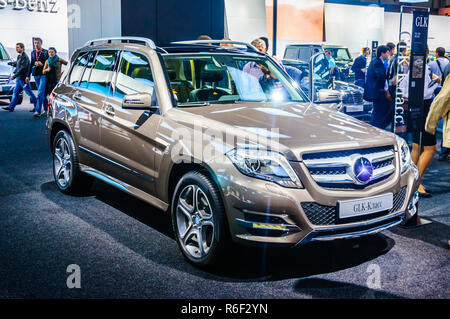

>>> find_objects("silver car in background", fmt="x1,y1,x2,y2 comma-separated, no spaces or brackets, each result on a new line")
0,42,23,105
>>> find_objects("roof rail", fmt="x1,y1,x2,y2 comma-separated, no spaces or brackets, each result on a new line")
84,37,157,50
171,40,262,54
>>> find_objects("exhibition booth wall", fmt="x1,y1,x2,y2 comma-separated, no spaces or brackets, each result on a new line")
224,0,450,58
384,11,450,53
0,0,121,61
0,0,69,60
1,0,449,64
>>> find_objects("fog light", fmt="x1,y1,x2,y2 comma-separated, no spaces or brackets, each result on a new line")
408,191,419,216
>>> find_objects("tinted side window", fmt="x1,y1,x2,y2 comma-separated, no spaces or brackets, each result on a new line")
69,52,90,86
114,51,154,99
298,48,311,62
79,52,96,88
88,50,118,95
284,47,298,60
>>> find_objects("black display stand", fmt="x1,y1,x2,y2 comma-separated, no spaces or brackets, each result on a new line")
371,41,378,60
395,6,432,228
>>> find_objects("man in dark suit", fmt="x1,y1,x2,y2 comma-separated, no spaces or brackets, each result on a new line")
352,47,370,88
364,45,392,129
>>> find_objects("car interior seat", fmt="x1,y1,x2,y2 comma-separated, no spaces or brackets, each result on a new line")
167,69,192,103
189,64,229,102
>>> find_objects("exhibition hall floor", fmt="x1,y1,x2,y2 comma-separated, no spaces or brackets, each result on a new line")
0,102,449,299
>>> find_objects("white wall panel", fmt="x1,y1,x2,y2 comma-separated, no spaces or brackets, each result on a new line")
67,0,121,56
325,3,384,58
225,0,268,43
384,12,450,52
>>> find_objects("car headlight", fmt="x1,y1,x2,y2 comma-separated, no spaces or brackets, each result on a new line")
226,149,303,189
396,135,411,173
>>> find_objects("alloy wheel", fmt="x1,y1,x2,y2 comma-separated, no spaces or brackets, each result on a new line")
54,137,72,188
176,184,215,259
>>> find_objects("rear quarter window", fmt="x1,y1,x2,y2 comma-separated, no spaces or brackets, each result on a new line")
68,52,90,86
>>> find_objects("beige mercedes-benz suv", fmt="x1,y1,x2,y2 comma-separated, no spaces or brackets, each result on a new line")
46,37,420,267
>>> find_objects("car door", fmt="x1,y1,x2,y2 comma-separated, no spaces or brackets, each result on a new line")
65,51,106,169
99,49,162,196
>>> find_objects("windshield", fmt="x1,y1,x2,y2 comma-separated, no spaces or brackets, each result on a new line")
163,54,306,106
0,45,9,61
326,48,351,61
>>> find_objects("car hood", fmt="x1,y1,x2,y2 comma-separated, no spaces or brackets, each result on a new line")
167,102,395,160
334,80,362,92
0,61,12,76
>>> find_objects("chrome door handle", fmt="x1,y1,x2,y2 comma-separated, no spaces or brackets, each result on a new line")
105,104,115,116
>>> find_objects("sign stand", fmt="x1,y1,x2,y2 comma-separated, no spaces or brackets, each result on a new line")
395,5,432,228
400,213,432,228
371,41,378,61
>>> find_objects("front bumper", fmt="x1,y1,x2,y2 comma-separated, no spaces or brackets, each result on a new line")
212,156,419,247
0,84,14,99
295,211,405,245
0,83,22,100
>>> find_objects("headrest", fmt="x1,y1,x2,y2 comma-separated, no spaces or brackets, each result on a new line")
167,69,177,81
201,64,224,83
131,67,153,81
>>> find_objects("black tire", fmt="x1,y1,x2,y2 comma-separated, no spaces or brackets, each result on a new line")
52,130,93,195
171,171,230,267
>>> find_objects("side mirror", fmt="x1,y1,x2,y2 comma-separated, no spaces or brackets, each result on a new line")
122,92,158,112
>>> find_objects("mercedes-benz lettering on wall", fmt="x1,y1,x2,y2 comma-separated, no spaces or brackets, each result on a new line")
0,0,59,12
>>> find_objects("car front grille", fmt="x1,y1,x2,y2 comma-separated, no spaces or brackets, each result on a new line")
302,145,396,190
0,76,9,85
342,90,363,105
301,186,407,226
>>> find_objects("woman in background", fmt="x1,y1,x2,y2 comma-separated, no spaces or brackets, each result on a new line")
43,47,68,98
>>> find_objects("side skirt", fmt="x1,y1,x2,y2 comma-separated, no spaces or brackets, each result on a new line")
79,164,169,212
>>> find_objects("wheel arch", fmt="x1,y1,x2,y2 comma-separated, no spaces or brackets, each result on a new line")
168,161,224,204
49,120,73,149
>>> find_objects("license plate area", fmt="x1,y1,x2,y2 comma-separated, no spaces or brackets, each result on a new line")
337,193,393,221
346,104,364,112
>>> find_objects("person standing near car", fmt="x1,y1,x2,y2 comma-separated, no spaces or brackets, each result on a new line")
426,73,450,166
384,42,396,73
364,45,392,130
2,43,37,112
429,47,449,80
352,47,370,88
399,47,440,197
43,47,68,98
325,49,337,78
27,38,48,117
